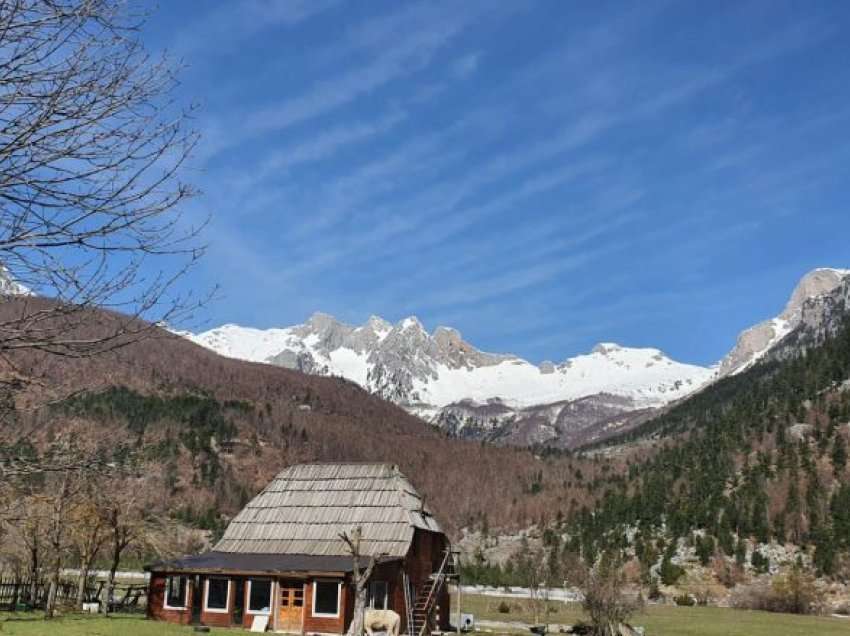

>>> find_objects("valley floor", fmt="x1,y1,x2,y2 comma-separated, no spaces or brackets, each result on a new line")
2,599,850,636
453,593,850,636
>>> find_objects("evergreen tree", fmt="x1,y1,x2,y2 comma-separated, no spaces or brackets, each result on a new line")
832,435,847,476
813,526,837,576
735,538,747,568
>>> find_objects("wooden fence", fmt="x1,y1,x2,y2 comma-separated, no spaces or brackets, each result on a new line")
0,574,146,612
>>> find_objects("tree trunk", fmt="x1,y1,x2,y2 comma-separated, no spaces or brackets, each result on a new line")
44,475,70,619
28,544,38,606
341,527,377,636
44,554,61,619
76,524,103,609
102,541,121,615
10,572,20,612
349,581,371,636
76,562,90,609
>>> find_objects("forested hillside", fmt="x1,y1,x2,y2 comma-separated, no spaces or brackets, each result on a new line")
0,299,608,540
565,303,850,576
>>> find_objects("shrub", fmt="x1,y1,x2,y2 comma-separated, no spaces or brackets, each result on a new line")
497,601,511,614
674,594,696,606
730,582,773,612
770,567,825,615
684,570,723,606
647,581,663,601
712,556,745,588
730,566,825,615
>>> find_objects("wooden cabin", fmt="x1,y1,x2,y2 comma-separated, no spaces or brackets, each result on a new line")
146,463,456,634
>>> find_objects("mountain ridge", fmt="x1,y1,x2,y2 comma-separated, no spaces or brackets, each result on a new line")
185,316,713,403
182,267,850,448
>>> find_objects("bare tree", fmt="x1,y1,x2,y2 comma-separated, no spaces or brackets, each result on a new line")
99,483,139,615
340,526,378,636
68,494,107,609
510,538,559,628
0,0,207,474
574,551,644,636
43,468,84,618
2,489,48,605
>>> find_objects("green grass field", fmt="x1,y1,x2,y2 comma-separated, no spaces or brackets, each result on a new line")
0,613,227,636
453,593,850,636
1,599,848,636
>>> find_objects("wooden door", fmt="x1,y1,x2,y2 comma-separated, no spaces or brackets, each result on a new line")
278,580,304,632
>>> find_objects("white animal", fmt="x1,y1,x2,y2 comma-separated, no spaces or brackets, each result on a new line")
364,609,401,636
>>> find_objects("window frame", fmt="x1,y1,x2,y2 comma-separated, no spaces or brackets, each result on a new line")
203,577,231,614
163,575,188,610
368,580,388,610
246,579,273,615
311,579,342,618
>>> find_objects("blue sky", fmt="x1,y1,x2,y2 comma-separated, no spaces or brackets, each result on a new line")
146,0,850,366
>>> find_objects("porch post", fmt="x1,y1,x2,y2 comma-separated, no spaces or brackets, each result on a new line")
271,579,279,632
455,581,461,635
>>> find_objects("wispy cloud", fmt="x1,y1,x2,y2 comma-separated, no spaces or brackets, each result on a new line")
199,2,499,162
174,0,339,59
452,52,481,78
230,109,408,190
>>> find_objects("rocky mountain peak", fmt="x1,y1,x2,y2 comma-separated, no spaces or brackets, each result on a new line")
306,311,344,332
365,315,392,334
396,315,426,334
780,268,850,321
719,267,850,377
539,361,556,374
591,342,624,355
432,326,464,355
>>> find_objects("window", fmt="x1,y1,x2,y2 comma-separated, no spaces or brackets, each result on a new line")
205,578,230,613
312,580,340,617
164,576,187,610
368,581,388,610
248,580,272,614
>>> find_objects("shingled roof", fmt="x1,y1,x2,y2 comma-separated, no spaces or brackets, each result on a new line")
213,463,442,558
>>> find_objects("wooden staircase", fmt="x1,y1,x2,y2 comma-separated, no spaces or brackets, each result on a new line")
408,549,458,636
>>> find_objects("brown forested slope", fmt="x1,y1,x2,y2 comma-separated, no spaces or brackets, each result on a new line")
0,299,606,536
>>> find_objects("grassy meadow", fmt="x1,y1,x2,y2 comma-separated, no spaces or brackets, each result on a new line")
0,613,220,636
1,598,849,636
452,592,850,636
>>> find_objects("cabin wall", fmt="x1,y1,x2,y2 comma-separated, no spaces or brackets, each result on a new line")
373,560,405,618
198,577,235,628
303,578,348,634
149,573,265,629
147,573,193,625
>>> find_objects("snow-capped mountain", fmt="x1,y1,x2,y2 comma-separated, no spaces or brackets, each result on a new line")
186,312,714,446
187,315,714,411
183,267,850,448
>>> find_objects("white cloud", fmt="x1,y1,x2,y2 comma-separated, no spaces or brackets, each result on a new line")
175,0,339,58
201,3,496,162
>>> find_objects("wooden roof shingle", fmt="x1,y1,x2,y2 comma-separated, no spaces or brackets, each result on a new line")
214,463,442,558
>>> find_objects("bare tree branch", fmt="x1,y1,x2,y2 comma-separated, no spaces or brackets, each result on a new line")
0,0,208,365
